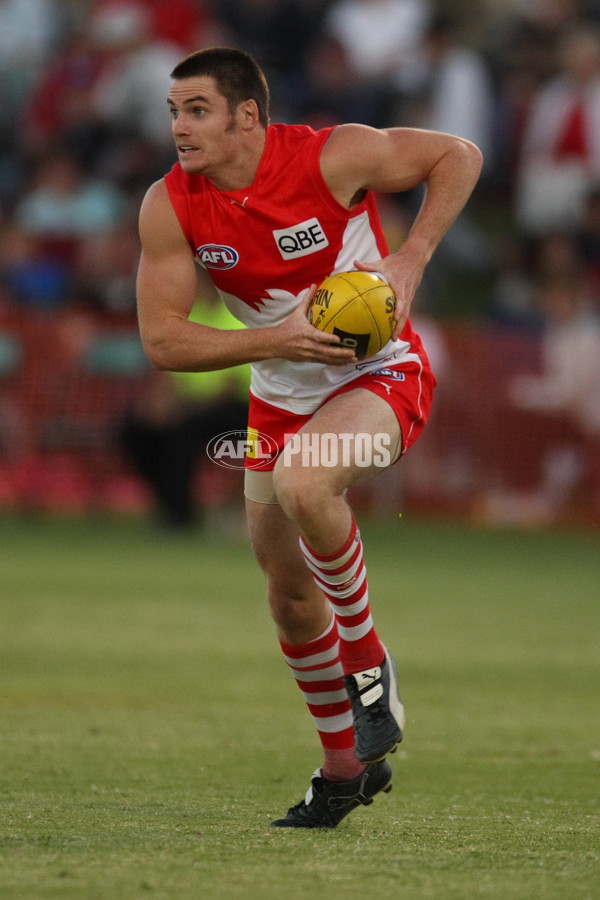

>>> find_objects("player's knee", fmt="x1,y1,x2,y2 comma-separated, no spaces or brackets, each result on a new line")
266,579,327,635
272,458,328,522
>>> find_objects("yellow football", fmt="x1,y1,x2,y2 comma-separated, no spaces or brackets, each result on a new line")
308,271,396,360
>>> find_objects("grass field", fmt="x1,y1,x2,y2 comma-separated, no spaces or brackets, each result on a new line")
0,512,598,900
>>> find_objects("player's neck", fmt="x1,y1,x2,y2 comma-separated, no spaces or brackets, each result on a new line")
210,129,267,193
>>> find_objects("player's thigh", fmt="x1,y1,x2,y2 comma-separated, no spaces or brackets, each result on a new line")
277,388,402,495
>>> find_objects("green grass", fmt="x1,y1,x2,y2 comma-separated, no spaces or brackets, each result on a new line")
0,513,598,899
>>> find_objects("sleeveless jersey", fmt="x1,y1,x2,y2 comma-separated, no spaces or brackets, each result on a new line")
165,122,426,414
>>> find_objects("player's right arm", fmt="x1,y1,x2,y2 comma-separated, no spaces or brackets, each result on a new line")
136,179,355,371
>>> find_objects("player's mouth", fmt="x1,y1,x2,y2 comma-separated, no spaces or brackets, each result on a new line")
177,145,200,157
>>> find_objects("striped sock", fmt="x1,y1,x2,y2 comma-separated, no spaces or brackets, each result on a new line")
299,519,384,673
279,617,364,781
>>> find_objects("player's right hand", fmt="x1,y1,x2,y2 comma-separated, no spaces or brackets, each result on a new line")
269,285,357,365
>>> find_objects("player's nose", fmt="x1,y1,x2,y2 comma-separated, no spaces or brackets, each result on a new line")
172,113,190,136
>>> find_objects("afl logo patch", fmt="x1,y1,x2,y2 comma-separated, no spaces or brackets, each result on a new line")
197,244,239,270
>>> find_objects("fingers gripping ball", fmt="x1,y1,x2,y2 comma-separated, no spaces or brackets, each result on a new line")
308,271,396,360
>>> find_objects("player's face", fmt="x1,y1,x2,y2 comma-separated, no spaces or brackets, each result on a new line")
167,76,241,179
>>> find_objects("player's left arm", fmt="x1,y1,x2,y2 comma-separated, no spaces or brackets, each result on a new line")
320,124,483,336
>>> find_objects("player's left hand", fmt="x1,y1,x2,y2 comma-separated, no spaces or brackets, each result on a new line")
354,253,426,340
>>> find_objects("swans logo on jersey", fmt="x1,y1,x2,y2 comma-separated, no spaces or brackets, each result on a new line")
273,217,329,260
197,244,239,269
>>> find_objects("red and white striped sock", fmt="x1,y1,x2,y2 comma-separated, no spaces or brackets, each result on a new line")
299,519,384,674
279,617,364,782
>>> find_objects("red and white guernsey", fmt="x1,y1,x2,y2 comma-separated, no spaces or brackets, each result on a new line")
165,122,426,414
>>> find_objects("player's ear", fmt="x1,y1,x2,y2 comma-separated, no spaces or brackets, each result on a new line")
238,98,261,129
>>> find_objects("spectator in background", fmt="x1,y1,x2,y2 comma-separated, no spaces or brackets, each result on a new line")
14,149,126,265
88,2,184,151
491,265,600,525
510,269,600,440
416,13,496,174
482,0,595,203
487,235,540,328
515,24,600,235
485,0,589,93
0,0,64,138
576,184,600,305
298,34,380,128
323,0,432,126
88,0,219,53
17,27,111,176
215,0,318,120
120,295,250,531
74,215,141,319
136,0,215,52
408,12,495,296
488,227,597,329
489,229,590,329
0,221,71,310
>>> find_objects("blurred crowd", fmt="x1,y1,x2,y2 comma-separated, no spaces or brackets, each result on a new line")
1,0,600,525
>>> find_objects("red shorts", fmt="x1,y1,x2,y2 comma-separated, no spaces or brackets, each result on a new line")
245,359,436,471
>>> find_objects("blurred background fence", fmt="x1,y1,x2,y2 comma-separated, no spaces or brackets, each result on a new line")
1,309,598,527
1,0,600,529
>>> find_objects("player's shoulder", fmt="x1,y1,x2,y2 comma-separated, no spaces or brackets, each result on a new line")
139,176,189,250
320,123,385,170
267,120,331,153
144,162,196,207
319,123,384,194
323,122,380,150
140,177,171,218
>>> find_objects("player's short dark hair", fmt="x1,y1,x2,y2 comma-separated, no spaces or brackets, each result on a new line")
170,47,270,127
